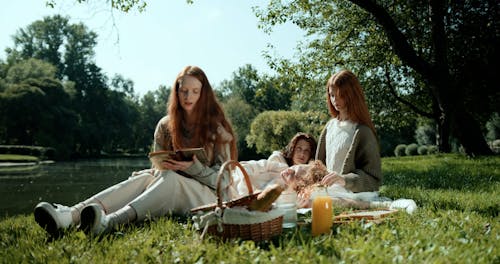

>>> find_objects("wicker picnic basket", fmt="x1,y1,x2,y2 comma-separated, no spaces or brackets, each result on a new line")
191,160,284,242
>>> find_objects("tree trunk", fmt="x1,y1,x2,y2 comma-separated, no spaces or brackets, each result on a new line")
434,81,493,156
449,107,493,156
351,0,493,156
435,112,451,153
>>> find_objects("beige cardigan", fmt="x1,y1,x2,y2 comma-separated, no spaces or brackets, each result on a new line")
153,115,234,190
316,123,382,192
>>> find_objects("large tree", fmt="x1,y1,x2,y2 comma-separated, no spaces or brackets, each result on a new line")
0,76,78,159
3,15,145,157
254,0,498,156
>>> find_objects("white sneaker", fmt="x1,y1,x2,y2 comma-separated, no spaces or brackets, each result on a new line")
79,203,110,235
34,202,74,236
389,199,418,214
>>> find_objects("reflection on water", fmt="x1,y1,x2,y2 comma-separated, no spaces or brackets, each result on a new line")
0,158,150,218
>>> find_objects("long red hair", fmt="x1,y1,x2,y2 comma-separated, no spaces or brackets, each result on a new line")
326,70,377,136
167,66,237,161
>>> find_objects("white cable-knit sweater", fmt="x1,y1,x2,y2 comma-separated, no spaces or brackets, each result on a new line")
316,120,382,192
325,119,357,173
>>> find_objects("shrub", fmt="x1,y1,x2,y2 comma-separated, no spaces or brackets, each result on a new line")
246,110,328,155
427,145,439,154
417,145,429,155
415,123,435,146
485,112,499,141
405,143,419,156
0,145,47,157
490,139,500,154
394,144,407,157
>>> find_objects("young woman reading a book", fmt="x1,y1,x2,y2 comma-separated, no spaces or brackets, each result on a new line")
34,66,238,236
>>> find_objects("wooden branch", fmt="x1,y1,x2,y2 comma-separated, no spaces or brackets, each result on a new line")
384,68,433,118
349,0,435,80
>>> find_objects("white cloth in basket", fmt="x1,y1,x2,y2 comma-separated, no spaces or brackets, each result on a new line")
192,206,285,231
221,206,285,225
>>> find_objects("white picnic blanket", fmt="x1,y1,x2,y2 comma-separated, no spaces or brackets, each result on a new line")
232,151,289,194
310,184,418,214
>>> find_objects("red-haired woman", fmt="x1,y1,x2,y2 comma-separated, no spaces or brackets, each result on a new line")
34,66,238,236
316,70,382,192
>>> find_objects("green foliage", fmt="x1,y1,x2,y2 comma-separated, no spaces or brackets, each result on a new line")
219,65,260,104
46,0,148,13
218,65,304,159
405,143,419,156
427,145,439,155
379,124,415,157
0,77,78,159
218,64,293,112
415,123,435,146
1,155,498,263
136,86,170,153
417,145,428,155
490,139,500,154
486,112,500,141
5,58,57,84
394,144,407,157
255,0,498,156
246,111,328,155
222,97,260,160
0,145,53,160
1,16,160,158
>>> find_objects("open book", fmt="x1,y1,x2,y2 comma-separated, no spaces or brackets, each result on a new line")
333,209,398,224
148,147,209,165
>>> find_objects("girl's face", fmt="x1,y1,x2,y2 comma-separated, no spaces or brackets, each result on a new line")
329,86,346,113
178,75,202,115
292,139,312,165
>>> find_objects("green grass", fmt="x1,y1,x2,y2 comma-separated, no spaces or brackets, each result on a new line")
0,154,39,162
1,154,498,263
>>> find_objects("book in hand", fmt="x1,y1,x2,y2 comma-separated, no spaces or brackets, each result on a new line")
148,147,209,165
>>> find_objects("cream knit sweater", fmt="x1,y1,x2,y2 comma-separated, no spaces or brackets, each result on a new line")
316,122,382,192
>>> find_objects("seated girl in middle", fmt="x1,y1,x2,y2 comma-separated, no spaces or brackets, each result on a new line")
233,132,317,195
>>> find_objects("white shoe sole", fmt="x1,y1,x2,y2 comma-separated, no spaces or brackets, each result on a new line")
34,202,62,237
80,204,108,235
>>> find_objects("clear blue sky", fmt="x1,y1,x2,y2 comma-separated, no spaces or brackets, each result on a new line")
0,0,303,96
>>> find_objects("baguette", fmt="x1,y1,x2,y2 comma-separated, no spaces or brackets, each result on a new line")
247,184,284,212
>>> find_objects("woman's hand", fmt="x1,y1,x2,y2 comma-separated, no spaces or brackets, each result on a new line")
280,168,296,183
281,164,310,182
297,194,311,208
320,171,346,186
161,155,196,171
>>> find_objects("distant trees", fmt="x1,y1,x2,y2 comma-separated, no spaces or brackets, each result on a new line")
2,1,498,160
0,76,78,159
0,15,163,159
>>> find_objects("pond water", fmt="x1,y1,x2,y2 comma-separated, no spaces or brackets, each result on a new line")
0,158,151,218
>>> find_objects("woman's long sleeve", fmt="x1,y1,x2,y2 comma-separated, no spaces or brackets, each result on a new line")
341,126,382,192
316,126,327,163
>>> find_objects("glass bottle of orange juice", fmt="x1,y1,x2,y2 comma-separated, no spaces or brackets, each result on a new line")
311,186,333,236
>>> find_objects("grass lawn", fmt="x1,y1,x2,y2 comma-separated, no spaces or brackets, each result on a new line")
0,154,39,163
0,154,498,263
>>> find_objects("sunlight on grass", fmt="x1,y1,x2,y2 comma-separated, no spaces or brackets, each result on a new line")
0,154,498,263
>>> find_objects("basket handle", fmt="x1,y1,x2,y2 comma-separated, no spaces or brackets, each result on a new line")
216,160,254,208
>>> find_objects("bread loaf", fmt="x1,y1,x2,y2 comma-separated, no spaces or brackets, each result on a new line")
247,184,284,212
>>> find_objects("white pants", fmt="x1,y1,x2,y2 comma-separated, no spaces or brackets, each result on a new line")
91,169,217,221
